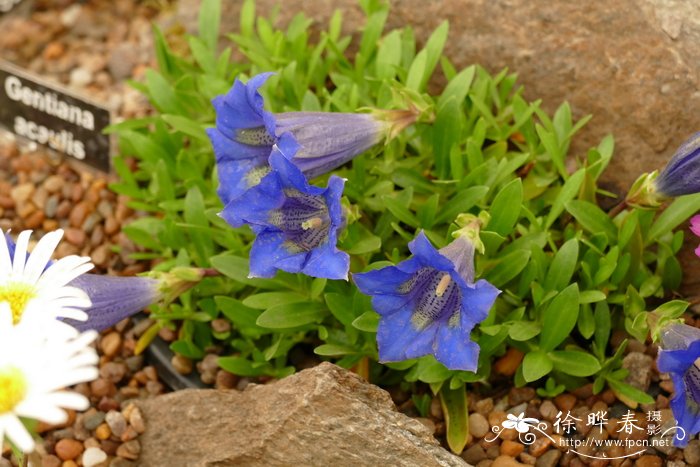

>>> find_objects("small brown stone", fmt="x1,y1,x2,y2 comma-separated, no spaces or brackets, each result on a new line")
69,201,90,227
91,378,116,398
492,455,527,467
95,423,111,440
539,400,558,421
43,41,65,60
470,413,490,438
54,438,84,461
635,455,662,467
171,354,193,375
553,393,577,412
494,347,524,376
116,440,141,460
64,227,86,246
24,210,45,229
462,444,488,464
529,436,552,457
100,332,122,358
501,439,525,457
509,387,536,405
41,454,62,467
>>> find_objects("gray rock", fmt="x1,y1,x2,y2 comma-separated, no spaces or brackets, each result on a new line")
622,351,654,391
535,449,562,467
108,43,138,81
136,362,468,467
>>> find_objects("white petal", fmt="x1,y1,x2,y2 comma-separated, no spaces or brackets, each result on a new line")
23,229,63,284
2,414,35,454
15,401,68,425
12,230,32,276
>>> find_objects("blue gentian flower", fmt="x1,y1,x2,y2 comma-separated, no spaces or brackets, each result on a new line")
657,322,700,446
66,274,162,332
221,149,349,280
353,232,500,371
207,72,408,208
655,132,700,198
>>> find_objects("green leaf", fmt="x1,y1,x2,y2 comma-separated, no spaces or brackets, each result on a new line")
594,301,611,355
325,293,355,326
199,0,221,49
352,311,380,332
314,344,358,356
440,384,468,455
549,351,601,377
256,302,326,329
647,193,700,243
438,65,475,108
540,284,580,351
545,168,585,229
607,378,655,405
544,238,579,291
579,290,607,303
488,178,523,236
522,351,553,382
162,115,208,141
508,322,541,341
242,292,308,309
218,356,264,377
566,200,617,242
485,249,531,288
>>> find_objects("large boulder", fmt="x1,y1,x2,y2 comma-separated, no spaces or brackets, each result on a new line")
135,362,468,467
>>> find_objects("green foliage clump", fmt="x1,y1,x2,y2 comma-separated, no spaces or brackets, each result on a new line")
108,0,699,452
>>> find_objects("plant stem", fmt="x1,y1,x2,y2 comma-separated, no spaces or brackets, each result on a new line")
608,199,628,218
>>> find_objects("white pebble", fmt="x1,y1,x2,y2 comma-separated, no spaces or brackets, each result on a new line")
82,446,107,467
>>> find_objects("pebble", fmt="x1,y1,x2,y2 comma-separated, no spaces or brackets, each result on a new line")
83,410,106,431
475,398,494,415
462,444,488,464
528,436,552,457
171,354,193,375
95,422,111,441
116,440,141,460
509,387,536,405
41,454,62,467
470,413,490,438
492,455,527,467
82,447,108,467
539,400,558,421
54,438,84,461
685,439,700,465
100,332,122,358
127,407,146,434
553,393,576,412
501,440,525,457
106,410,127,438
64,227,86,246
535,450,561,467
635,455,663,467
69,67,93,87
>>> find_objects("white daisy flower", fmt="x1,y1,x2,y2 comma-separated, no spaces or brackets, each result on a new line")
0,229,94,331
0,309,99,453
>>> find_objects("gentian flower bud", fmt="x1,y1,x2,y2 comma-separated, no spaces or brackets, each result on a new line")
657,322,700,446
221,149,349,280
66,267,208,332
207,72,415,207
655,132,700,198
353,228,500,371
627,133,700,208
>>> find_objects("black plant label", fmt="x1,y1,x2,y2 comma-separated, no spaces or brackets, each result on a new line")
0,62,111,172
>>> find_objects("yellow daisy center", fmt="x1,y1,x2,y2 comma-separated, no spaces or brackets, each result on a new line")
0,366,27,414
0,282,38,324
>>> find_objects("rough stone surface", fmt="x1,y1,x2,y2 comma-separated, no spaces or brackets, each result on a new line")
622,351,654,391
136,362,468,467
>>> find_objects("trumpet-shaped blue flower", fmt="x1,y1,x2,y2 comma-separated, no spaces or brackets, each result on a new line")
655,132,700,198
657,322,700,446
66,274,162,332
207,73,402,209
221,149,349,280
353,232,500,371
